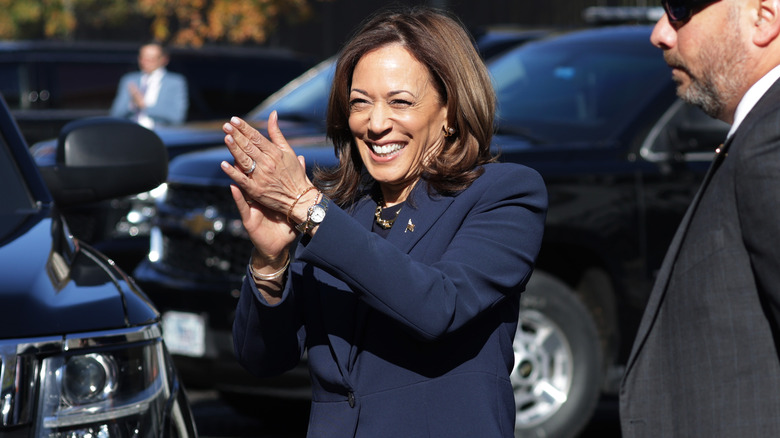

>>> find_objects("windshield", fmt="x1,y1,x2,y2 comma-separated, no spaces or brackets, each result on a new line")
247,27,671,145
248,59,335,126
489,27,671,143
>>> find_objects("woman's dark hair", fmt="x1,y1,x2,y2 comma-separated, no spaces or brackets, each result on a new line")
315,6,497,206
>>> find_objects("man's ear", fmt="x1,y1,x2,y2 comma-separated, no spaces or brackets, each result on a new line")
753,0,780,46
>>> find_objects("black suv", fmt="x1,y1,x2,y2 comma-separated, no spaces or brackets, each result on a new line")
1,40,313,145
134,24,730,437
0,99,197,437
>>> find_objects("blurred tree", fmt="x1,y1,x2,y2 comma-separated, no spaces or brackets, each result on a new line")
0,0,311,46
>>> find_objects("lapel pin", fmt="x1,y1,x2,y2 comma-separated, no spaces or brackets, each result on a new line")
405,219,415,233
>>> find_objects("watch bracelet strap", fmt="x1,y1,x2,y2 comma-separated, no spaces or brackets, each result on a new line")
295,191,326,233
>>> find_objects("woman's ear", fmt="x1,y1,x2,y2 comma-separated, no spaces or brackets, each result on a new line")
753,0,780,46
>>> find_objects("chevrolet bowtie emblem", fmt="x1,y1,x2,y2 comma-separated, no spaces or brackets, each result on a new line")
405,219,415,233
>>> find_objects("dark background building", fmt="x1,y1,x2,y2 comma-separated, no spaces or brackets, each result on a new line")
271,0,657,59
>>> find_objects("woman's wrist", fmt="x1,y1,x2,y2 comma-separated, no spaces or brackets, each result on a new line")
249,248,290,281
287,186,321,226
287,186,318,225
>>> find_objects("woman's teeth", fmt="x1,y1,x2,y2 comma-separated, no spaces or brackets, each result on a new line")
372,143,404,156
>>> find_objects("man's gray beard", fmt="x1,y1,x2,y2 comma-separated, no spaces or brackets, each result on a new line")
678,78,725,119
677,6,745,120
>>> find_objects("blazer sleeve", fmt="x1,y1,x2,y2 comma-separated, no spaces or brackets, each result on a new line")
146,73,189,125
735,115,780,329
233,263,307,377
233,164,547,374
299,164,547,341
109,74,134,119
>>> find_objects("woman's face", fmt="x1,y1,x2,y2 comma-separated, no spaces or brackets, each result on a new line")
348,44,448,203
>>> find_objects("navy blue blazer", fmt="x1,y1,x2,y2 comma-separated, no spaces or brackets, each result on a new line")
234,162,547,437
109,69,188,126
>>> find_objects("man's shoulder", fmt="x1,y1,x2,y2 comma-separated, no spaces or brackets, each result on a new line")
164,71,187,84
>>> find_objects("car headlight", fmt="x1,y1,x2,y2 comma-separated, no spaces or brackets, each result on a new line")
112,183,168,239
35,335,170,438
62,354,118,406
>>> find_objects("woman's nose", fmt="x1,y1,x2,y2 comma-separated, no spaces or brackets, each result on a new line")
367,104,392,135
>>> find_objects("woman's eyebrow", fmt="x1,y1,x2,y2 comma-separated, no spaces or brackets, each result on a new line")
349,88,416,98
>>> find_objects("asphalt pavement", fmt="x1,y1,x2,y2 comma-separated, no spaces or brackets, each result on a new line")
189,390,621,437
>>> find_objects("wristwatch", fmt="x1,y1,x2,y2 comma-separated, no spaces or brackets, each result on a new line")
295,195,329,233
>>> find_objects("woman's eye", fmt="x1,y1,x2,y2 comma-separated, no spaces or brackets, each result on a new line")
349,99,369,110
390,99,413,107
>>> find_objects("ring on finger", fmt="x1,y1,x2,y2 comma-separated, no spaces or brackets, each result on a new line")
244,160,257,175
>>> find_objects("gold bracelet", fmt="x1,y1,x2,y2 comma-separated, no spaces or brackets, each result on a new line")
249,254,290,282
287,186,317,224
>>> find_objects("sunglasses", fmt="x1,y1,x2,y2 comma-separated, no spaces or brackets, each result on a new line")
661,0,720,23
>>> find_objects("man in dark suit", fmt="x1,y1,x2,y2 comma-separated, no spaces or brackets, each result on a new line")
620,0,780,435
110,43,188,129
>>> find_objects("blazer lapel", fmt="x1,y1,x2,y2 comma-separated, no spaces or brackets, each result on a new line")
624,78,780,376
318,194,386,381
385,183,454,252
317,184,453,378
624,138,732,376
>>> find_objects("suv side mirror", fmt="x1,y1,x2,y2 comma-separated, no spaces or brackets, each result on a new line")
39,117,168,206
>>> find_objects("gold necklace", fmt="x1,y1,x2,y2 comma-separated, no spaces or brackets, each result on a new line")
374,201,402,229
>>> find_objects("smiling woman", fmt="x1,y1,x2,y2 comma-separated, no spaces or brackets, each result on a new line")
220,6,548,438
347,44,449,206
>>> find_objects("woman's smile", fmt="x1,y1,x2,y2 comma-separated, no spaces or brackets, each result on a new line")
369,141,406,158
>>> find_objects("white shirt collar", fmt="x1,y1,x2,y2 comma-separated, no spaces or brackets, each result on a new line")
728,64,780,139
145,67,166,83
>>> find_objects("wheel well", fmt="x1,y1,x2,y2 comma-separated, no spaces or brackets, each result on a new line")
533,244,620,379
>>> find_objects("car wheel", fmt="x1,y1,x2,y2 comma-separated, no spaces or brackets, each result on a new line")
512,271,603,438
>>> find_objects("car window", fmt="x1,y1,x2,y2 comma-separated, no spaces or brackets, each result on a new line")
170,53,314,120
44,61,134,109
248,59,335,125
489,33,670,143
0,63,27,110
642,99,729,161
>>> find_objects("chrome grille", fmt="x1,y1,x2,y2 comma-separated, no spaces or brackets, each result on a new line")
162,233,251,279
0,338,59,428
155,182,252,282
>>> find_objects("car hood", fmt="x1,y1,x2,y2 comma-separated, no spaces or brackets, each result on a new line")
0,208,158,339
154,118,327,160
30,118,328,165
167,133,336,183
167,134,546,183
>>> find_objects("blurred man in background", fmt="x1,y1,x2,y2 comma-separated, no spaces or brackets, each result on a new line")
111,42,188,129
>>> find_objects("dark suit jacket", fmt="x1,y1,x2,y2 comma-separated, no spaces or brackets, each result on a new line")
233,163,547,438
109,69,188,126
620,79,780,436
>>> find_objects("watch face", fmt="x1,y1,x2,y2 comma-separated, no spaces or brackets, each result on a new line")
311,205,326,222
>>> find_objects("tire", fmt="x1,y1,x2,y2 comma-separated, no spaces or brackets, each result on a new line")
512,271,603,438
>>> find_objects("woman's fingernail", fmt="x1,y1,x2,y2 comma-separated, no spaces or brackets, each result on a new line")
223,123,233,133
225,135,234,145
231,116,240,125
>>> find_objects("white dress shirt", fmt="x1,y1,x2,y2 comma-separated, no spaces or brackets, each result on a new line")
728,64,780,139
137,68,166,129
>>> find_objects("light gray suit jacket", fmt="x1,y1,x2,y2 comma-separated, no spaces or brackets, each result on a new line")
109,69,188,126
619,80,780,436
